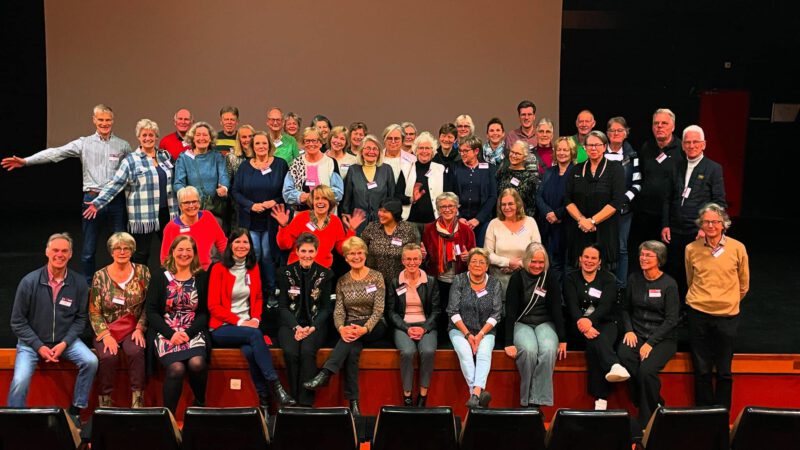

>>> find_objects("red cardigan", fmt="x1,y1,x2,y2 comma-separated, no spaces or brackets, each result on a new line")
207,262,263,330
422,221,476,277
276,211,354,268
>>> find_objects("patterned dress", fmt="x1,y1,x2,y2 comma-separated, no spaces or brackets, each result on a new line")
155,276,207,365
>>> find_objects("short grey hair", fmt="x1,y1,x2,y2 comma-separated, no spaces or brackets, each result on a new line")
400,122,417,138
455,114,475,135
46,232,73,250
536,118,554,130
107,231,137,254
93,104,113,116
135,118,160,138
467,247,490,265
435,192,460,209
184,121,217,148
511,140,530,157
682,124,705,141
586,130,609,146
696,203,732,231
607,116,630,134
653,108,676,123
523,242,549,272
411,132,438,155
639,240,667,267
177,186,200,203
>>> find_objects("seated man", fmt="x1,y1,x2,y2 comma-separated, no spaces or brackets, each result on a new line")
7,233,98,427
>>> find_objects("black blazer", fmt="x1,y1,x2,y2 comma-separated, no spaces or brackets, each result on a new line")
276,262,335,330
663,155,726,233
386,272,440,332
145,268,209,340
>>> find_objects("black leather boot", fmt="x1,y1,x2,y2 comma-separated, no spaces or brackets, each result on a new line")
403,394,413,407
303,370,331,391
416,394,427,408
271,380,297,406
349,399,361,416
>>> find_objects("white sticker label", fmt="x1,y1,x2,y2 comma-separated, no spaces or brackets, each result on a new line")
476,289,488,298
655,152,667,164
274,139,282,147
261,168,272,175
245,274,251,286
305,180,317,187
588,287,602,298
367,181,378,190
396,285,408,295
306,222,317,231
516,226,527,235
108,155,119,162
391,238,403,246
712,247,725,258
186,151,196,160
648,289,662,298
289,286,301,295
163,160,174,169
179,227,190,233
59,298,73,307
534,287,547,297
682,187,692,198
365,284,377,294
112,296,126,305
478,162,489,169
425,169,432,177
510,177,520,186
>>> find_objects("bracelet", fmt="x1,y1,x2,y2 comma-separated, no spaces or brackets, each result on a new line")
465,332,473,338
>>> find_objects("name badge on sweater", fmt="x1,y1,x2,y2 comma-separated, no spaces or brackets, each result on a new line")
365,284,377,294
534,287,547,297
186,151,196,160
516,226,527,235
59,298,73,307
476,289,488,298
245,274,251,286
648,289,661,298
367,181,378,190
510,177,520,186
391,238,403,246
588,287,602,298
682,187,692,198
179,227,190,233
655,152,667,164
261,168,272,175
306,222,317,231
108,155,119,162
305,180,317,187
425,169,432,177
396,284,408,295
712,247,725,258
478,162,489,169
341,164,351,170
112,296,126,305
289,286,301,295
163,159,174,169
274,139,283,147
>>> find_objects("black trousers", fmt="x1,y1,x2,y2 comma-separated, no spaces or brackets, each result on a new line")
688,308,739,410
278,323,328,406
323,320,387,400
583,321,620,399
131,207,171,266
618,336,677,425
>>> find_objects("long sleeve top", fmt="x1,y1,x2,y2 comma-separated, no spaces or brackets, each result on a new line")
386,270,440,332
685,235,749,316
604,141,641,215
174,149,230,206
145,269,208,340
207,262,263,330
275,211,354,268
621,271,679,345
277,262,335,329
89,263,151,340
361,221,419,282
160,211,227,270
484,217,541,268
564,269,618,325
505,270,566,343
633,136,682,216
447,273,503,335
448,161,497,224
333,269,385,332
232,157,288,231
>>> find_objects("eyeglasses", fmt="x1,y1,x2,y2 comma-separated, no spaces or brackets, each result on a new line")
684,140,705,146
456,125,471,129
438,204,457,210
701,220,723,226
459,148,476,153
112,246,132,253
585,143,605,148
385,137,402,141
181,200,200,206
607,128,626,134
267,118,282,123
303,139,320,144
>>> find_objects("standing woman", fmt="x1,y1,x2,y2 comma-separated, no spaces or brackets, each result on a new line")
397,132,446,236
536,137,576,279
447,248,503,408
283,127,343,211
303,237,387,416
161,186,227,271
361,198,419,283
283,112,302,144
382,124,416,182
455,114,475,144
226,124,255,230
401,122,418,153
207,229,296,408
326,126,358,179
233,131,289,300
174,122,231,227
83,119,177,265
341,135,397,234
90,232,150,408
312,114,333,152
146,235,209,414
564,130,625,269
531,119,555,175
277,233,335,406
496,141,540,218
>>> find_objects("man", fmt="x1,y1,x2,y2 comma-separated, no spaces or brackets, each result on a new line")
504,100,538,151
158,108,193,160
685,203,748,411
661,125,726,298
629,108,682,259
8,233,98,427
571,110,595,163
447,136,497,246
266,107,300,164
215,105,240,156
1,104,130,283
482,117,506,165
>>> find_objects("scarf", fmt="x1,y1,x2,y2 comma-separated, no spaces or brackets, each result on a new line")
435,217,459,274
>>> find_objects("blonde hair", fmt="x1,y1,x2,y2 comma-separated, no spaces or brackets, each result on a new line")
163,235,202,275
233,124,256,158
342,236,368,257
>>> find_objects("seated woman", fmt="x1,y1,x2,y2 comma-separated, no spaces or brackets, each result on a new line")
277,233,335,406
503,242,567,408
207,228,295,409
146,235,209,414
386,243,440,407
161,186,227,270
90,232,150,408
303,237,387,416
618,240,679,427
361,198,419,283
447,248,503,409
564,243,629,410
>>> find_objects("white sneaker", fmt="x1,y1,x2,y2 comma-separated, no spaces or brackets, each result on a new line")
594,399,608,410
605,363,631,382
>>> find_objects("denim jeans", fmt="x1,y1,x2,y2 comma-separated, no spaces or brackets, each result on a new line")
250,230,277,296
82,192,126,283
513,321,559,406
8,340,98,408
449,329,495,392
211,325,279,399
615,212,633,288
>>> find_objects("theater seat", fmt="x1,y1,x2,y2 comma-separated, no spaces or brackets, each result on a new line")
730,406,800,450
0,407,81,450
642,406,729,450
372,406,458,450
546,409,631,450
90,407,181,450
182,407,269,450
272,407,358,450
459,407,546,450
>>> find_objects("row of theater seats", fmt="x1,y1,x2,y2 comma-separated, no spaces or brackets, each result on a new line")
1,405,799,450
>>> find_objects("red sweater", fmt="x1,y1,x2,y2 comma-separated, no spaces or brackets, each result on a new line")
422,221,476,277
161,211,227,270
276,211,354,268
207,262,263,330
158,131,191,161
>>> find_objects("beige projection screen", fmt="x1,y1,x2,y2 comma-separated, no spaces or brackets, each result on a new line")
45,0,562,146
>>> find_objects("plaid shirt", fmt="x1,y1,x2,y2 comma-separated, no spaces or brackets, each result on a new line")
92,148,177,233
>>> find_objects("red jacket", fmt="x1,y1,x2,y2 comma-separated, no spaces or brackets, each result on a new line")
207,262,263,330
422,221,476,277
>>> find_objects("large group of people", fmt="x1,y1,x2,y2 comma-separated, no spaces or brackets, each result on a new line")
3,101,749,431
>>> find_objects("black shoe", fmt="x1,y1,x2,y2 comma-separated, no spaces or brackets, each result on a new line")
303,371,331,391
478,390,492,408
416,394,427,408
349,400,361,416
466,394,480,408
403,394,413,407
259,393,270,409
271,380,297,406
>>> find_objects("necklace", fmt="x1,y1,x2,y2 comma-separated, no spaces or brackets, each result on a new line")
469,274,485,285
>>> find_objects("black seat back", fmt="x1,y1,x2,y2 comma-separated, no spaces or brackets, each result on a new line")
0,407,80,450
272,407,357,450
460,407,546,450
643,406,729,450
90,407,181,450
731,406,800,450
182,407,269,450
547,409,631,450
372,406,458,450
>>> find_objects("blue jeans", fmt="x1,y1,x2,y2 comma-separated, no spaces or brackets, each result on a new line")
615,212,633,288
8,341,98,408
82,192,126,283
211,325,278,398
513,321,559,406
449,329,495,392
250,230,277,296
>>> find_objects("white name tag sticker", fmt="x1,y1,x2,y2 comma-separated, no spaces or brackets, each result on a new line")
164,271,174,281
391,238,403,246
341,164,351,169
648,289,662,298
365,284,378,294
476,289,488,298
588,287,602,298
712,247,725,258
655,152,667,164
396,284,408,295
299,149,305,155
273,139,282,147
367,181,378,190
245,274,251,286
306,222,317,231
305,180,317,187
289,286,301,295
108,155,119,162
186,151,196,160
59,298,73,307
478,162,489,169
425,169,432,177
510,177,520,186
517,226,527,235
682,187,692,198
534,287,547,297
261,168,272,175
112,296,126,305
179,227,190,233
163,160,174,169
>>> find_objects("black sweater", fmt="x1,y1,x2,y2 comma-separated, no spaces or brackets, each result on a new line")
504,270,566,343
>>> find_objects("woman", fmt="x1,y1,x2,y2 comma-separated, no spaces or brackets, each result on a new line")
537,137,576,279
174,122,230,227
277,233,335,406
303,237,387,416
485,189,542,297
503,242,567,408
90,232,150,408
312,114,332,151
532,119,555,175
455,114,475,143
397,132,446,236
564,244,629,410
232,131,289,299
361,198,419,283
482,118,506,165
496,141,540,218
283,127,344,211
618,241,679,427
382,124,416,182
84,119,176,265
433,123,460,170
401,122,417,153
226,124,255,182
422,192,476,337
447,248,503,408
387,244,439,407
341,134,397,234
283,112,302,144
326,126,358,179
565,130,625,269
161,186,227,270
346,121,368,156
207,229,295,408
273,185,364,268
146,235,209,414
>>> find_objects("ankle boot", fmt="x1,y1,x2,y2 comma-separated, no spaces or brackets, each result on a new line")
131,391,144,408
271,380,297,406
98,394,112,408
303,370,331,391
258,392,270,409
349,399,361,416
403,394,413,407
416,394,428,408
